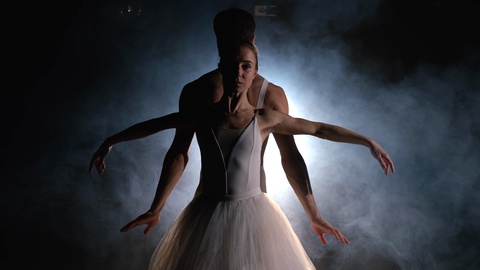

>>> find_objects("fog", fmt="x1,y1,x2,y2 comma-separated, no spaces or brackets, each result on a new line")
2,0,479,269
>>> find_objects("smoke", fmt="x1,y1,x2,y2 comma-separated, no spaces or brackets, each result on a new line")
2,0,479,269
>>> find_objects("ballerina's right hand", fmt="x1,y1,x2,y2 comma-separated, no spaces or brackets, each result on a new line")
89,144,112,175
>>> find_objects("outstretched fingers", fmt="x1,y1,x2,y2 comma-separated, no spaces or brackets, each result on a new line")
379,153,395,175
330,227,350,244
311,219,350,245
89,155,106,175
89,145,112,175
120,212,159,235
319,234,328,245
374,149,395,175
88,157,96,173
120,220,138,233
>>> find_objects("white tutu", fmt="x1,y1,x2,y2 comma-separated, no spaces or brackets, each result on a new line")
149,114,316,269
149,192,315,270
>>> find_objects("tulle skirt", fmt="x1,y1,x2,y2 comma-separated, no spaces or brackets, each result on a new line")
149,192,315,270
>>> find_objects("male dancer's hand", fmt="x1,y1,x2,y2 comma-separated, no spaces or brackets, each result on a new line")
121,211,159,235
311,217,350,245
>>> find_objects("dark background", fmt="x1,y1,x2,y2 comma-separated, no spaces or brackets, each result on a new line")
2,0,479,269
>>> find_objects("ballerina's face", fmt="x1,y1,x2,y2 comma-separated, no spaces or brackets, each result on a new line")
219,43,258,95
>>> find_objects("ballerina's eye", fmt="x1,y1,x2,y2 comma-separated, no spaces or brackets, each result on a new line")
242,64,252,70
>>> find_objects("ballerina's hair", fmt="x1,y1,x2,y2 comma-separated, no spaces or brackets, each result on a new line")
219,40,259,70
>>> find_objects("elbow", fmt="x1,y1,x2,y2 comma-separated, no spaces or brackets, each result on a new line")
165,148,189,164
314,129,328,140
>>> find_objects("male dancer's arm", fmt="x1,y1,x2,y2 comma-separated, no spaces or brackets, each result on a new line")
120,82,198,235
266,84,350,244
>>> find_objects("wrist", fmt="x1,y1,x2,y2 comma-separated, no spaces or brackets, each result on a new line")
102,138,114,148
147,209,160,216
363,136,374,148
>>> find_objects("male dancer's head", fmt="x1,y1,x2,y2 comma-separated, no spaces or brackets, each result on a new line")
213,8,256,58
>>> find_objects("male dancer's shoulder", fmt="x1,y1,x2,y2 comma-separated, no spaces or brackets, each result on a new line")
179,69,221,111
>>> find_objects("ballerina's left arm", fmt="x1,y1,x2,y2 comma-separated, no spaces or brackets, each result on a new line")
258,109,395,175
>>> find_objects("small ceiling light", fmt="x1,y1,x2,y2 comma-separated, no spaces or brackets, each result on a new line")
121,2,143,18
